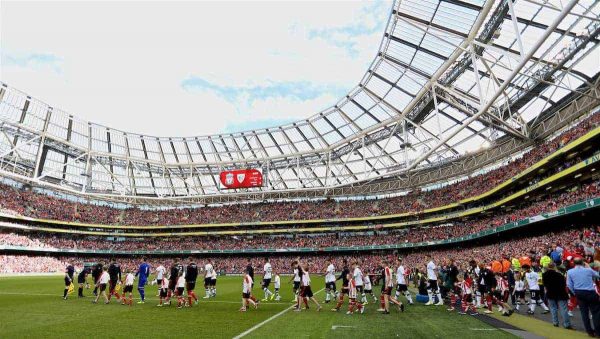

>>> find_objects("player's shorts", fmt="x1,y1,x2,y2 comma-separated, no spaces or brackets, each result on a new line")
492,289,502,300
396,283,408,292
123,285,133,293
300,286,313,298
477,284,487,294
243,292,251,299
186,282,196,291
262,279,271,288
204,278,212,287
365,289,372,294
160,288,168,298
340,286,349,295
293,281,300,290
176,287,185,296
211,278,217,286
326,282,336,291
515,290,525,299
77,276,86,284
356,285,364,293
168,281,176,291
349,289,357,299
381,286,392,296
99,283,107,292
156,279,163,285
462,294,473,303
530,290,541,301
428,280,439,291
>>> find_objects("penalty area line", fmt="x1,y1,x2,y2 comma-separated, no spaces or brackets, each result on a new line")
232,288,325,339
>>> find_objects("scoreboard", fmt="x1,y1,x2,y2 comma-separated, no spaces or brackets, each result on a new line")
219,169,263,189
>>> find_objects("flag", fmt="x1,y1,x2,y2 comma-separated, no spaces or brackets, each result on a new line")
67,283,74,294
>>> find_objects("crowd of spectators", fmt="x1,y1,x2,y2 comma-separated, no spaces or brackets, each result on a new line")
0,111,598,226
1,224,598,275
1,177,598,255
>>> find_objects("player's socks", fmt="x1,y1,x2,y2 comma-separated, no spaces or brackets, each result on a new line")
379,295,386,309
476,294,482,307
538,300,549,311
190,291,198,301
63,288,68,299
325,292,331,302
78,287,83,297
405,291,413,303
205,288,210,298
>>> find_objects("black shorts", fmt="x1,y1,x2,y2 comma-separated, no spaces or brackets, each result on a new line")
396,283,408,292
293,281,300,290
356,285,364,293
211,278,216,286
262,279,271,288
530,290,541,301
428,280,439,291
204,278,212,287
341,286,349,295
186,282,196,291
326,282,336,291
515,291,525,299
123,285,133,293
381,286,392,296
156,279,163,285
243,292,251,299
365,289,372,294
176,287,185,296
160,288,168,298
64,278,71,287
77,276,86,284
168,281,176,291
99,283,107,292
300,286,313,298
477,284,487,294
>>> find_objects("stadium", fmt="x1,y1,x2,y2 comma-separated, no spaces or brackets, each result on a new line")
1,0,599,338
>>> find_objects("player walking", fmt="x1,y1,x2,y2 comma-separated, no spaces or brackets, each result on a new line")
240,268,258,312
273,272,281,301
425,255,444,306
332,259,351,311
157,276,169,307
63,265,73,300
352,261,367,304
295,262,322,312
290,261,301,303
93,267,110,304
262,258,274,301
122,270,135,306
107,259,122,303
186,259,199,306
77,267,90,298
204,259,214,299
324,259,337,303
523,264,549,315
136,258,150,304
378,259,404,314
210,263,217,297
155,264,166,297
347,274,364,315
395,258,413,305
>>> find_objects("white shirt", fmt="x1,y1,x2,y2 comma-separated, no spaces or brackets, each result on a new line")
177,276,185,288
325,264,335,283
353,267,363,286
301,270,311,287
514,280,525,291
427,261,437,280
125,273,135,286
99,271,110,284
525,272,540,291
263,263,272,280
243,274,253,294
204,263,213,278
364,275,372,290
293,268,301,282
211,268,217,279
156,265,165,280
396,266,406,284
274,275,280,289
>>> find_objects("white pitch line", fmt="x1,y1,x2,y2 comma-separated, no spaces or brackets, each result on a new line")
232,288,325,339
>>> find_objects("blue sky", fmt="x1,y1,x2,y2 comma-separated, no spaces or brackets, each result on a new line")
1,1,392,136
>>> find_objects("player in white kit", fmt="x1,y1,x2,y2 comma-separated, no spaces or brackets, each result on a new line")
203,259,214,299
273,272,281,301
121,270,135,306
262,258,274,301
425,255,444,306
324,260,337,303
395,258,413,305
155,264,166,297
523,265,549,314
352,262,367,304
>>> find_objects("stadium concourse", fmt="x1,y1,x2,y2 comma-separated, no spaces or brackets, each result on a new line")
2,0,600,338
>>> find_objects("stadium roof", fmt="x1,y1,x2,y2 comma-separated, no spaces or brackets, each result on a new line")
0,0,599,204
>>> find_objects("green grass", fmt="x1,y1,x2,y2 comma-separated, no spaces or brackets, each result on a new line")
0,275,516,338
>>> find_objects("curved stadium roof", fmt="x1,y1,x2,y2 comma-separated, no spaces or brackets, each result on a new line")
0,0,599,204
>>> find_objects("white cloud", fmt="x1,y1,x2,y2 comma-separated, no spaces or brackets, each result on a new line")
0,1,392,137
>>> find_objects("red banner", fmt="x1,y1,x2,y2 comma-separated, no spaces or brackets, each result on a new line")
219,169,263,189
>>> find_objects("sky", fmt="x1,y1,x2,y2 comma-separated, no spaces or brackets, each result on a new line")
0,0,392,137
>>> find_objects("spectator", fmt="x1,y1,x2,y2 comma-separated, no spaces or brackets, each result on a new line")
542,263,572,329
567,258,600,337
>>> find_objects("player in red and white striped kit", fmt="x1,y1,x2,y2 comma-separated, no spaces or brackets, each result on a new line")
157,277,169,307
455,274,478,315
347,274,364,315
377,259,404,314
489,272,513,316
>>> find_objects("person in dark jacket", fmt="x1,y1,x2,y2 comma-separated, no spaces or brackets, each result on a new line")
542,263,573,329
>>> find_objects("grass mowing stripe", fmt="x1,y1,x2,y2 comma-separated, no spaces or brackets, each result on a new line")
233,288,325,339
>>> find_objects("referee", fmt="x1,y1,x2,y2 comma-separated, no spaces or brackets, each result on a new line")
567,258,600,337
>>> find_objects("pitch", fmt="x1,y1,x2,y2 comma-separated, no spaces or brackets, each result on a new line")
0,275,518,338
